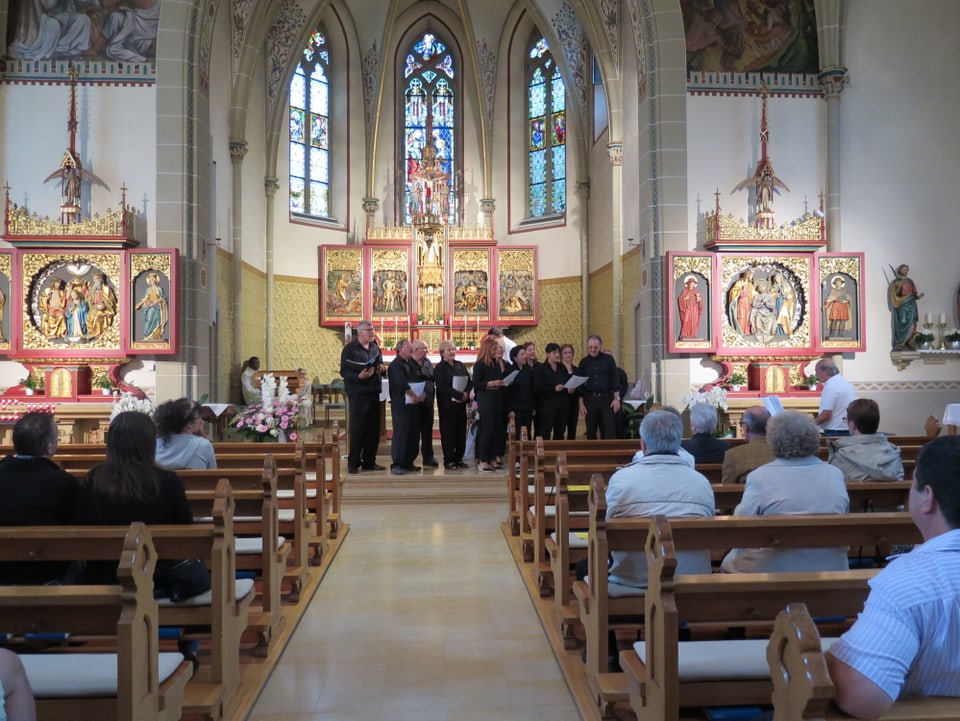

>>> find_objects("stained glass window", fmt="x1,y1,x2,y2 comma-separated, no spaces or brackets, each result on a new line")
527,35,565,218
289,29,330,217
402,32,457,225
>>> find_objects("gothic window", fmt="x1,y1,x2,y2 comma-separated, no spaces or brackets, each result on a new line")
402,31,457,225
527,36,566,218
289,29,330,217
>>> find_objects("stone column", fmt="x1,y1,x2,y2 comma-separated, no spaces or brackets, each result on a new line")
608,142,624,357
264,177,279,367
362,197,379,231
819,66,847,247
577,180,591,348
229,139,247,402
480,198,496,230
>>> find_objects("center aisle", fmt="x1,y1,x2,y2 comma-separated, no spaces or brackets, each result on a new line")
246,502,582,721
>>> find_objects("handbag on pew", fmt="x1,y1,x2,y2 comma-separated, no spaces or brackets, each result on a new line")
153,558,211,603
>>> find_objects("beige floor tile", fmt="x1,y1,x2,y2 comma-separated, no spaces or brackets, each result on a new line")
246,503,580,721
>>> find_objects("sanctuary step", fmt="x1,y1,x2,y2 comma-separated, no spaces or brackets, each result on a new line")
342,466,506,504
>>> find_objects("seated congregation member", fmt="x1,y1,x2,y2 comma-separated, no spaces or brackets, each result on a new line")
74,411,210,601
0,412,78,585
560,343,580,439
721,410,849,573
632,406,696,468
240,355,261,405
828,398,904,481
720,405,774,484
507,345,533,440
433,340,472,470
605,410,716,588
155,397,217,470
473,336,508,472
0,648,35,721
827,437,960,719
532,343,572,440
681,403,730,464
387,340,425,476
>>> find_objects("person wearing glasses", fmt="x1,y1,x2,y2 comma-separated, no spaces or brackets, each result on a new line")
340,319,387,474
155,397,217,470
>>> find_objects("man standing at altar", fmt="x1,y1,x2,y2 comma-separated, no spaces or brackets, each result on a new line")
340,320,386,474
813,357,857,437
411,340,439,468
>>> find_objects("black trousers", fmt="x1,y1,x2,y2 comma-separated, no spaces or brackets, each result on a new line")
565,396,580,440
347,392,381,467
418,398,437,461
511,409,532,441
390,403,420,468
476,390,505,464
583,393,616,440
438,402,467,464
539,397,568,440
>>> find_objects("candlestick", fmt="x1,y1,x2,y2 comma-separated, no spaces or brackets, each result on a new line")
925,313,933,324
940,313,948,324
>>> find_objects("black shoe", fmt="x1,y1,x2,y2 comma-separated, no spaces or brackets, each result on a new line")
404,464,421,472
422,458,439,468
390,467,406,475
347,464,361,474
445,462,460,470
456,461,471,469
361,463,386,471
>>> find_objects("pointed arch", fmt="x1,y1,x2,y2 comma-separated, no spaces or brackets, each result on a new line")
525,33,566,218
288,26,332,218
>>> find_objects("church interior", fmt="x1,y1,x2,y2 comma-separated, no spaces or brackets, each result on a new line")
1,1,960,719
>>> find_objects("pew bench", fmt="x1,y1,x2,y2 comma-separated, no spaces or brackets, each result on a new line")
0,523,193,721
768,603,960,721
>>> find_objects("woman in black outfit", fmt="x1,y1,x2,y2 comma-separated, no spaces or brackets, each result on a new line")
434,339,473,470
507,345,534,440
472,336,508,471
533,342,572,440
561,343,580,439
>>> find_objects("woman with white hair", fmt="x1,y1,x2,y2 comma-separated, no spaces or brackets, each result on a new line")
722,410,849,573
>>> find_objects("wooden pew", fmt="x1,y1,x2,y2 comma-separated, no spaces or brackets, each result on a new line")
303,424,344,544
0,523,193,721
576,476,922,716
0,482,252,721
618,516,877,721
768,603,960,721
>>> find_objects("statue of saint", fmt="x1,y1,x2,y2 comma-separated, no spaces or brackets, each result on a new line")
677,276,703,339
889,264,923,350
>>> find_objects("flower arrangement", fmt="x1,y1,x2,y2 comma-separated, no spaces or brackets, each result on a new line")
20,373,42,393
230,373,301,442
804,373,819,388
110,391,154,421
915,331,935,343
680,385,728,411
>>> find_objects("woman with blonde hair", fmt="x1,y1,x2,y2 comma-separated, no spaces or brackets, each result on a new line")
472,336,508,471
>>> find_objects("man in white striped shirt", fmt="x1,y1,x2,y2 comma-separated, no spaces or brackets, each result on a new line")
827,436,960,718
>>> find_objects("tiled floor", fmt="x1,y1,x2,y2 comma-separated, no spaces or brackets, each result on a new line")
246,503,582,721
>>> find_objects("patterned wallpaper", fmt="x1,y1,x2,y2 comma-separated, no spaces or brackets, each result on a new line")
513,276,582,353
273,276,345,385
587,263,614,353
241,265,267,366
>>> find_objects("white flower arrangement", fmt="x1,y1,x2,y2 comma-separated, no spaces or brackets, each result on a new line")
680,385,729,412
231,373,301,442
110,391,154,421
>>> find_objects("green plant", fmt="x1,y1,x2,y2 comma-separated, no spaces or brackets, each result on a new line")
92,369,114,390
624,396,656,439
805,374,818,386
21,374,39,391
726,370,747,387
915,331,935,343
945,329,960,342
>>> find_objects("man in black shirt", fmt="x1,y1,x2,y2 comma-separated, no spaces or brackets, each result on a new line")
0,412,78,584
411,340,438,467
339,319,386,474
577,335,621,439
388,340,426,474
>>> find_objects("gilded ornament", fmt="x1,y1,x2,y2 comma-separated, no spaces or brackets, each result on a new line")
372,249,408,271
498,250,533,272
327,249,362,271
818,256,860,280
672,256,711,282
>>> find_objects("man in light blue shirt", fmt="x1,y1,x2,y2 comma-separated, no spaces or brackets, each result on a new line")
828,436,960,718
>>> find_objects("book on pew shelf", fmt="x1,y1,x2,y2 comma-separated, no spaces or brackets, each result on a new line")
761,395,784,416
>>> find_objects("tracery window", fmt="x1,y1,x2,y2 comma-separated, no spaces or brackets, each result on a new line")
289,29,330,218
401,31,457,225
527,36,566,218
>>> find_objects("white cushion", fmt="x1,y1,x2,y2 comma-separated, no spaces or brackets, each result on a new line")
527,485,556,495
157,578,255,606
278,488,317,499
278,509,295,522
304,471,316,482
23,652,185,697
549,531,588,549
235,536,286,554
530,504,557,517
583,575,645,598
632,637,839,681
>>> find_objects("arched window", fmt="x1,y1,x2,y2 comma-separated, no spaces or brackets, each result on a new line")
401,31,457,225
527,36,565,218
289,29,330,218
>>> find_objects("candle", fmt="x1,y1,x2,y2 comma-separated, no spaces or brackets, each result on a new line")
925,313,933,324
940,313,948,324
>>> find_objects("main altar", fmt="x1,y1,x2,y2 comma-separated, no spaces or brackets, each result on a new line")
318,103,538,353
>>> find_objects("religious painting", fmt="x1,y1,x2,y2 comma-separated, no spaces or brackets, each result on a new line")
6,0,160,64
19,251,124,357
680,0,819,74
319,247,363,323
666,252,715,353
127,249,177,354
816,253,865,352
370,247,410,318
718,254,812,354
495,248,538,324
450,248,490,318
0,252,12,352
